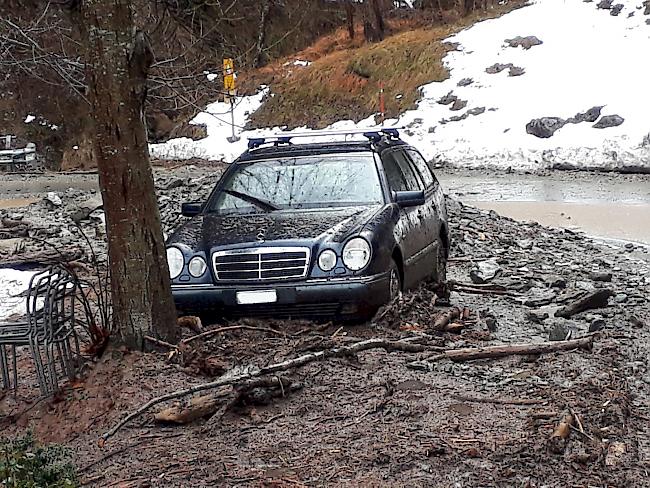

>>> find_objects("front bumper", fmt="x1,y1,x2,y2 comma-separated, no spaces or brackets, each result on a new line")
172,272,390,319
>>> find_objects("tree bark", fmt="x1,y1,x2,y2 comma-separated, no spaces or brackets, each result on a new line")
345,2,355,40
76,0,179,348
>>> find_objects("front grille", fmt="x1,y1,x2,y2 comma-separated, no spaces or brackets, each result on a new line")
212,247,310,282
226,303,341,319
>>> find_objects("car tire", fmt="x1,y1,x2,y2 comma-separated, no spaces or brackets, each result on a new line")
389,258,402,301
434,241,447,285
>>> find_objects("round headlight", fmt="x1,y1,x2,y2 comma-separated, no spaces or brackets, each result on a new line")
188,256,207,278
318,249,337,271
342,237,371,271
166,247,184,279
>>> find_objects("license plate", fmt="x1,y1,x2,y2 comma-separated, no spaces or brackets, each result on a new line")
236,290,277,305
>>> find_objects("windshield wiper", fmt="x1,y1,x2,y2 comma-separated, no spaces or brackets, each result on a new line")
222,189,280,212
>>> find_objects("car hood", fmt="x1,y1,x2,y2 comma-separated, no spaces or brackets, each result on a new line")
168,205,382,251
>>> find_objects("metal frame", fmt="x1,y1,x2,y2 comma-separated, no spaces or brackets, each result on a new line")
212,246,311,282
247,128,403,150
0,266,81,396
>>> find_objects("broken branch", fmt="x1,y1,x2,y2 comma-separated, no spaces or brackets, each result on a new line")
100,338,429,445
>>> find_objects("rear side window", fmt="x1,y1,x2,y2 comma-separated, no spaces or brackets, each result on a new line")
392,150,422,191
382,153,408,192
406,149,435,188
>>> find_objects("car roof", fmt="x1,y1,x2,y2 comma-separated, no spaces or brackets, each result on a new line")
235,137,409,163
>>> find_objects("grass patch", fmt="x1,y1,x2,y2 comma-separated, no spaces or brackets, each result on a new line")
246,2,527,129
0,433,77,487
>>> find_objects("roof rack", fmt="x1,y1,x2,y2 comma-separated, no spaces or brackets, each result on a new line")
247,128,403,150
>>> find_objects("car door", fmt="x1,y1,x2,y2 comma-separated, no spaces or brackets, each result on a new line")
381,148,431,288
405,148,441,279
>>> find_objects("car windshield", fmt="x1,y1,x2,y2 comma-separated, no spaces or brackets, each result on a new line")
208,153,384,214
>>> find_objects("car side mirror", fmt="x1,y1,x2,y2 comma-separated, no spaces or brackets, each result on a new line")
394,190,425,208
181,202,203,217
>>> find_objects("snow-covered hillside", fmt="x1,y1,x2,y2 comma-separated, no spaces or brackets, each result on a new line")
151,0,650,172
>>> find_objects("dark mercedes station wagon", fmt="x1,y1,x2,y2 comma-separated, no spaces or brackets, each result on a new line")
166,129,449,320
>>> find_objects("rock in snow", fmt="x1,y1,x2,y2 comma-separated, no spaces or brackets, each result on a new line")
504,35,543,49
526,117,567,138
593,114,625,128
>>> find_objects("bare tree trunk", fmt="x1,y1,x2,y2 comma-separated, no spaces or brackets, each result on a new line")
345,1,355,40
75,0,179,349
254,0,272,68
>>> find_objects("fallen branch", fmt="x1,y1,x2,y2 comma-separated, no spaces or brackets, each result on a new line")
183,324,286,344
433,308,461,331
448,281,521,297
428,336,593,363
100,338,428,445
555,289,614,318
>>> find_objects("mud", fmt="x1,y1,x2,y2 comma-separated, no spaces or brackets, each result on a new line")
1,187,649,487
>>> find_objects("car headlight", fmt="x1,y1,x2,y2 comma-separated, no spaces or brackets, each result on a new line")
188,256,207,278
166,247,184,279
318,249,337,271
342,237,371,271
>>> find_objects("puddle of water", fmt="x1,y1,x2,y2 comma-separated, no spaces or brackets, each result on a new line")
0,197,39,209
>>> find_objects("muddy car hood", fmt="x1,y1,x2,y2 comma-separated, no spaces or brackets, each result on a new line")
168,205,382,250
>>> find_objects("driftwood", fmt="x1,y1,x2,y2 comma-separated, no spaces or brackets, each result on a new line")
155,390,232,424
555,289,614,318
448,281,521,297
429,336,593,363
100,338,429,445
433,308,461,331
549,412,574,453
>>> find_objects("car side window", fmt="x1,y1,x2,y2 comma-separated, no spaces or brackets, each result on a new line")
392,150,422,191
406,149,434,188
381,153,408,192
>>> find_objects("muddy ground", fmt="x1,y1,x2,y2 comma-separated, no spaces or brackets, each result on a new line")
1,169,649,487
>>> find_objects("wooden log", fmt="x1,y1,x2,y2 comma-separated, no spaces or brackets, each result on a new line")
555,289,614,318
430,336,594,363
433,308,461,331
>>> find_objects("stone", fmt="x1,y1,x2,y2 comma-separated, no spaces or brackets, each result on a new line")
44,192,62,207
450,99,467,111
613,293,628,303
457,77,474,87
467,107,486,116
547,276,567,288
486,63,511,74
610,3,623,15
597,0,612,8
589,271,613,282
549,322,571,341
508,66,525,77
71,194,104,224
526,310,549,324
567,106,603,124
589,318,606,332
438,91,457,105
526,117,566,138
522,287,557,307
516,239,533,250
469,259,502,284
593,114,624,129
504,35,543,50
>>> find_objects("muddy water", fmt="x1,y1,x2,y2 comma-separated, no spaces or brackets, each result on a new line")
438,170,650,245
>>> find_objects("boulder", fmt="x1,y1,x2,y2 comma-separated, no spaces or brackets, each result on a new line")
567,106,603,124
44,192,62,207
450,99,467,111
504,36,543,50
71,194,104,224
469,259,502,284
437,91,457,105
526,117,566,138
593,115,624,129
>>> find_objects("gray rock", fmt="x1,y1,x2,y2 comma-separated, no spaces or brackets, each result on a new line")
505,36,543,50
508,66,526,77
527,310,549,324
522,287,557,307
44,192,62,207
546,275,567,288
457,77,474,87
613,293,628,303
516,239,533,250
610,3,623,15
526,117,566,138
589,271,613,282
593,114,624,129
567,106,603,124
450,99,468,111
467,107,486,116
71,194,104,224
597,0,612,8
469,259,502,284
438,91,457,105
486,63,511,74
589,318,606,332
549,322,571,341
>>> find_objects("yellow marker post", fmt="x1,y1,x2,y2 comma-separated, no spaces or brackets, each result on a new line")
223,58,240,142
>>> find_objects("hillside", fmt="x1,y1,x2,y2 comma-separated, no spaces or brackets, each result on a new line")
152,0,650,173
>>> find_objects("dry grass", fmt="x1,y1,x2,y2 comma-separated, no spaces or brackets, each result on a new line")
243,2,527,129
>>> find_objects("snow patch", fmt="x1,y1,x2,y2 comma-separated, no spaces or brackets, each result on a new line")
151,0,650,172
0,269,36,320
